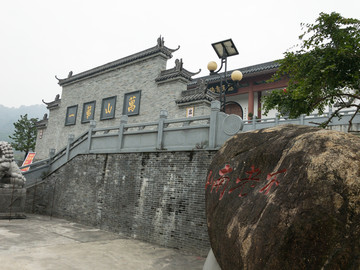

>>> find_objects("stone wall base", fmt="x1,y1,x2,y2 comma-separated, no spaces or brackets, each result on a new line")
26,151,215,256
0,188,26,219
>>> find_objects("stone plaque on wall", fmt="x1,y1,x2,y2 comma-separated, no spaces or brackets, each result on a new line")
186,107,194,117
100,96,116,120
123,90,141,116
81,101,96,123
65,105,78,126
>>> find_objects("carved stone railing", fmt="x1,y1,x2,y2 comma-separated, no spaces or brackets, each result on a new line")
21,104,360,187
22,101,244,187
242,110,360,132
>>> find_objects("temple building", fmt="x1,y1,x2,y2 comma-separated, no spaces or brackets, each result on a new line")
35,37,288,159
190,60,288,120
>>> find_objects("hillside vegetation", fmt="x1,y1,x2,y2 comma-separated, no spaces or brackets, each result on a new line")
0,104,47,143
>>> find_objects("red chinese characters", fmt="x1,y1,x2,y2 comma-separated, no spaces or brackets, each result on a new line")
228,165,261,197
205,164,286,200
205,164,233,200
259,169,287,195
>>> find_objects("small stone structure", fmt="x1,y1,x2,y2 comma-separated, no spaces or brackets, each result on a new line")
206,125,360,269
0,141,26,219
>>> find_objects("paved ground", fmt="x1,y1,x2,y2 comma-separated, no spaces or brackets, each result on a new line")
0,214,206,270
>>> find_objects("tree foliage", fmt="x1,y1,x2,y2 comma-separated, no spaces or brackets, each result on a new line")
263,12,360,128
9,114,38,159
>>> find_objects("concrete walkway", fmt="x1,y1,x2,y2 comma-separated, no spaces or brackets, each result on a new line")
0,214,205,270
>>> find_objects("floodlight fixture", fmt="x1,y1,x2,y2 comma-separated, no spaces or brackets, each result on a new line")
211,39,239,59
207,39,242,113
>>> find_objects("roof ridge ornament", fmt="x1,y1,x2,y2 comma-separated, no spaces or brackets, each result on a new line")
175,58,201,76
198,78,207,92
155,58,201,84
55,75,62,82
42,94,60,106
175,59,183,71
55,71,73,84
157,35,165,47
157,35,180,52
187,68,201,77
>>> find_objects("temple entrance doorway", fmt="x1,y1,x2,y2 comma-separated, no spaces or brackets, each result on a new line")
225,102,243,119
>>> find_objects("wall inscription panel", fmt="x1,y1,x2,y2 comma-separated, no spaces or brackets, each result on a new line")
100,96,116,120
123,90,141,116
81,101,96,123
65,105,78,126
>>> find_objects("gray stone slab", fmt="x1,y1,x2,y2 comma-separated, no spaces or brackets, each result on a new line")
0,214,205,270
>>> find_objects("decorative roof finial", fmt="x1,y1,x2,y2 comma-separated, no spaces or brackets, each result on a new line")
198,79,208,92
157,35,165,47
175,59,183,71
55,71,73,82
42,94,61,106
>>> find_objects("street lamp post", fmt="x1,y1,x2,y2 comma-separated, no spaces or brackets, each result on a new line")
207,39,243,113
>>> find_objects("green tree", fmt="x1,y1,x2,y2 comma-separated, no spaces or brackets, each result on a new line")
9,114,38,160
263,12,360,129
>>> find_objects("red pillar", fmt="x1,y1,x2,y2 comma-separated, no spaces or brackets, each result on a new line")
248,90,254,120
257,91,262,119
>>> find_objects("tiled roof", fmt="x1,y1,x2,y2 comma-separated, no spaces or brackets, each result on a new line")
56,39,179,86
156,59,201,83
176,88,218,104
36,119,48,129
188,60,281,87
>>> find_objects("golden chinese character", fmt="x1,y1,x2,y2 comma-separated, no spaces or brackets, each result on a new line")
105,103,112,114
86,105,92,119
128,96,136,112
69,113,75,117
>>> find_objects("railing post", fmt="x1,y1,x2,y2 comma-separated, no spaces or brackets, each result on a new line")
66,134,75,161
48,148,56,170
49,148,55,159
87,120,96,153
299,114,305,125
156,110,168,150
209,101,220,149
252,116,256,130
118,115,128,151
328,106,332,118
275,113,279,126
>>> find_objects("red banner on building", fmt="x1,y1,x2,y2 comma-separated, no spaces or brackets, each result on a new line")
21,152,36,172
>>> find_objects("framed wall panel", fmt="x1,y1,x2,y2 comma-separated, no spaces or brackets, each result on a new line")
65,105,78,126
123,90,141,116
81,101,96,123
100,96,116,120
186,107,194,117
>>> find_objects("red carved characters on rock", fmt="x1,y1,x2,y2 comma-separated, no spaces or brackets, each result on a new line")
205,164,233,200
229,165,261,197
260,169,287,195
205,164,287,200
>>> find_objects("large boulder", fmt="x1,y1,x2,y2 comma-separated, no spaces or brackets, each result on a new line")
205,125,360,270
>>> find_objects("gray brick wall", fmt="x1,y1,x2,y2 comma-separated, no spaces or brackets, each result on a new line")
26,150,216,256
35,54,211,160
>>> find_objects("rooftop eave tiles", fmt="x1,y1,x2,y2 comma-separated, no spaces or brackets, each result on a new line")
57,46,175,87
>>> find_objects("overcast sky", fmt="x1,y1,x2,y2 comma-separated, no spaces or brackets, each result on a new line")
1,0,359,108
